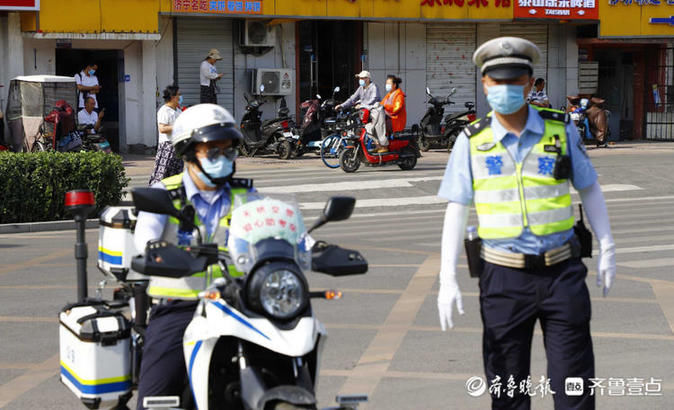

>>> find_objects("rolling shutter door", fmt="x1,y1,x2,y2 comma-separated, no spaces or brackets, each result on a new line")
426,24,477,112
500,24,548,80
176,18,234,111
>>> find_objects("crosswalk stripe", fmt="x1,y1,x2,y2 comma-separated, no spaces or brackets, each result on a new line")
260,176,444,193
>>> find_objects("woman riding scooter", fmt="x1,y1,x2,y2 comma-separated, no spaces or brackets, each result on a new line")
374,75,407,152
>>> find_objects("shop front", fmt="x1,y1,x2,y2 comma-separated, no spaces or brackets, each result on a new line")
593,1,674,140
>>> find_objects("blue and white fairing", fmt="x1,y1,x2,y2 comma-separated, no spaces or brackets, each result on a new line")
181,194,325,410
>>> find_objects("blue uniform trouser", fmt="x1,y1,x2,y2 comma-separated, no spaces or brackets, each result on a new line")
136,301,198,410
479,258,595,410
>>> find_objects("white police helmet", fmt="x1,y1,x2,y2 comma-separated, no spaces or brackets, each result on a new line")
170,103,242,157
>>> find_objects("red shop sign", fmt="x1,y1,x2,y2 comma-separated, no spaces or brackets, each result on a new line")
514,0,598,20
0,0,39,10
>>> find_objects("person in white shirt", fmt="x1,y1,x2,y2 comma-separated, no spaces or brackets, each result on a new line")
200,49,224,104
77,97,103,133
75,62,101,109
527,78,550,108
149,85,184,185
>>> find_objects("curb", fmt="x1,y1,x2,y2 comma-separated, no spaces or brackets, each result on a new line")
0,219,99,234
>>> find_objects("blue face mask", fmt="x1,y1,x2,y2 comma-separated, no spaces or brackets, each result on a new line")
359,79,366,87
88,69,96,76
178,95,184,106
486,84,526,115
197,156,233,187
385,84,392,92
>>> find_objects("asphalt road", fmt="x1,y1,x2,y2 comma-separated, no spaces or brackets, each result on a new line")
1,143,674,409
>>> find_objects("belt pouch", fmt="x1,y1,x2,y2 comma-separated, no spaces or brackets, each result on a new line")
464,236,484,278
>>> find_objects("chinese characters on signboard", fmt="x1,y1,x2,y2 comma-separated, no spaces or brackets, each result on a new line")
514,0,598,19
421,0,511,7
174,0,262,14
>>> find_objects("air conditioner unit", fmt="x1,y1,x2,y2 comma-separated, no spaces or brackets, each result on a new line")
242,20,275,47
252,69,294,96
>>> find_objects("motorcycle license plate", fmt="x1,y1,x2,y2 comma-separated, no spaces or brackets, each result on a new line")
283,132,299,139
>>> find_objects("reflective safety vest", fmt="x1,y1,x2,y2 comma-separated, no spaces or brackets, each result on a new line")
146,173,252,300
466,107,574,240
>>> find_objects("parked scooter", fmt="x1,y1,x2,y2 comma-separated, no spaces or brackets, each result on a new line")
567,96,611,148
338,108,420,173
58,188,369,410
291,86,341,158
240,85,299,158
416,87,476,152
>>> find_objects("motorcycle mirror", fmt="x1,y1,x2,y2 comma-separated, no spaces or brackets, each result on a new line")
450,88,457,96
426,87,431,96
308,196,356,233
316,94,322,99
132,188,180,218
334,86,340,93
259,84,265,93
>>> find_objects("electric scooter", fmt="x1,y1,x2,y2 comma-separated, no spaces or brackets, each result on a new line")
240,85,299,158
338,108,420,173
416,87,475,152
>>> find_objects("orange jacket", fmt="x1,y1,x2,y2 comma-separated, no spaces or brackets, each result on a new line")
381,88,407,133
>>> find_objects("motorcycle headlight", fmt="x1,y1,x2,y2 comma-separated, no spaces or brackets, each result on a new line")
247,261,309,320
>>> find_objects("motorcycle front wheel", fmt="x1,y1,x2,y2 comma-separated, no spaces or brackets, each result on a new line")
417,135,431,152
339,147,361,173
446,130,460,152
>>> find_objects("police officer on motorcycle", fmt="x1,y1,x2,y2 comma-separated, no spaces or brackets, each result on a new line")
134,104,254,408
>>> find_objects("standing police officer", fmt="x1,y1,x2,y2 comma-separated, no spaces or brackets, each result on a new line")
134,104,254,408
436,37,616,409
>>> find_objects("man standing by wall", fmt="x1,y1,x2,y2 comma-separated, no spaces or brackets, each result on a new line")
200,49,224,104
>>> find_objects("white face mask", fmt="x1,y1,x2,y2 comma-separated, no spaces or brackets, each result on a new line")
385,84,392,92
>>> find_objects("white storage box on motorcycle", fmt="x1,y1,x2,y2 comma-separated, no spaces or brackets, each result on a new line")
98,206,147,282
59,302,131,409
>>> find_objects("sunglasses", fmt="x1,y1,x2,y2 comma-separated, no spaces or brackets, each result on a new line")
203,146,238,161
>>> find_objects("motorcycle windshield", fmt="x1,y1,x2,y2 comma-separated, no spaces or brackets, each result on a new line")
228,193,312,274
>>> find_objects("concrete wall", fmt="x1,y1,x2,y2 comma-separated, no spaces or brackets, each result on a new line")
547,24,579,111
1,13,26,141
233,21,297,122
365,22,427,127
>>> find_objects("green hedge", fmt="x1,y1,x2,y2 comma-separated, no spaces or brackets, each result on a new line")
0,152,129,224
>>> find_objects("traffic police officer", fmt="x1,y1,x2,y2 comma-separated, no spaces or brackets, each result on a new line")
134,104,254,408
436,37,616,409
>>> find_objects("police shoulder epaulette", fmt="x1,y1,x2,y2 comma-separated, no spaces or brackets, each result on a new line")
464,117,490,138
538,109,569,124
230,178,254,189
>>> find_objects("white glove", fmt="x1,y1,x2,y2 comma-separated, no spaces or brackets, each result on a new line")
437,202,469,330
438,278,464,331
597,238,616,297
578,181,616,296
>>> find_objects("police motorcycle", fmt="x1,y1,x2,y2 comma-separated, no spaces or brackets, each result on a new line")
415,87,476,152
240,84,300,158
58,187,369,410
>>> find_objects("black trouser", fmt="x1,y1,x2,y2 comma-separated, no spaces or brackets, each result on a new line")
200,85,217,104
479,258,595,410
135,300,198,410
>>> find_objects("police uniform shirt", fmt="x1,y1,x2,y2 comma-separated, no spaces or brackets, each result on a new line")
437,105,597,255
135,172,254,252
75,71,99,108
77,109,98,127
